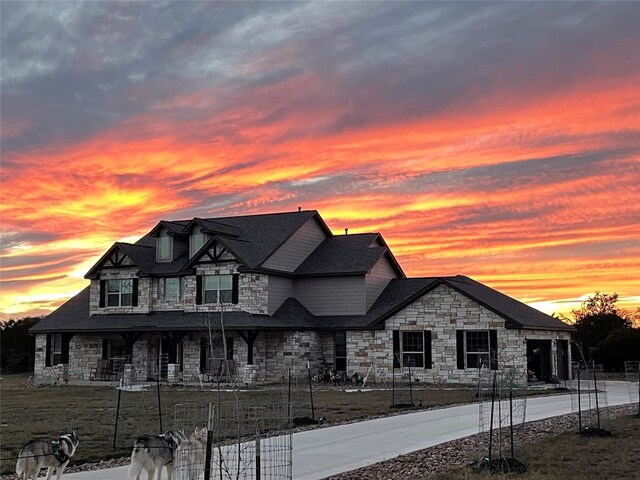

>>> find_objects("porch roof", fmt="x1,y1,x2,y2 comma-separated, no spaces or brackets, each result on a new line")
29,287,369,334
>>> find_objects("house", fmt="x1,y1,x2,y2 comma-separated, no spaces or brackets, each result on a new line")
30,210,574,386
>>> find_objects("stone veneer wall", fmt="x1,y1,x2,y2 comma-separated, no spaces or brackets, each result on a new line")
254,331,329,382
89,268,152,315
179,263,269,315
90,262,269,316
346,284,572,386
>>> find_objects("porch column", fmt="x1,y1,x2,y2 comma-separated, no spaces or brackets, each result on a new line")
119,332,142,360
238,330,260,365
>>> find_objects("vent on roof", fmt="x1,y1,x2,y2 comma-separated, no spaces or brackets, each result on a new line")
345,228,348,235
298,206,302,212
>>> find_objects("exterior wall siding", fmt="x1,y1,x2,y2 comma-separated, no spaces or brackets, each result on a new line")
267,276,294,314
346,284,572,386
364,256,397,310
294,276,365,315
261,218,326,271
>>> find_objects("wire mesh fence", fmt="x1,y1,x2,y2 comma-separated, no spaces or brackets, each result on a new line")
570,364,611,435
173,401,292,480
473,368,528,473
624,360,640,416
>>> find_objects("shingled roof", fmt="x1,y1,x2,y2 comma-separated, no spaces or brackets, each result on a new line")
85,210,330,277
362,275,575,332
31,275,573,334
294,233,404,276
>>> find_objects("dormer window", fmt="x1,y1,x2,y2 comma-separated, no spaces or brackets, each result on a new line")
157,233,172,262
107,279,133,306
190,228,207,257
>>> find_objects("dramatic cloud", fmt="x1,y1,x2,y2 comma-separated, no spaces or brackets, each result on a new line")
1,1,639,320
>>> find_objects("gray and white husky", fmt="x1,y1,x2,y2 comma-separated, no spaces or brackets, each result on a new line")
129,429,186,480
15,431,79,480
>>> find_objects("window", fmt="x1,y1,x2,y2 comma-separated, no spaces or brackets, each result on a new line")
107,279,133,306
204,275,232,303
465,331,490,369
190,229,206,257
161,277,182,302
51,333,63,365
157,234,172,261
334,332,346,372
393,330,432,369
401,331,424,368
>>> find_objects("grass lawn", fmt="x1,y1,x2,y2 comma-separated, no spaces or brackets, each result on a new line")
434,414,640,480
0,373,556,475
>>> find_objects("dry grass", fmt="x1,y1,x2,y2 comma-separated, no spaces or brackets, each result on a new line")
434,414,640,480
0,373,557,475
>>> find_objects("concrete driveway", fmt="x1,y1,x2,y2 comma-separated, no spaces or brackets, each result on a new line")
62,381,634,479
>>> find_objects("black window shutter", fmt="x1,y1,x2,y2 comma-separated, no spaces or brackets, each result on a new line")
61,334,70,364
490,329,498,370
196,275,203,305
226,337,234,360
132,278,139,307
45,334,52,367
199,337,207,373
392,330,400,368
423,330,432,369
99,280,106,308
456,330,465,369
231,274,239,304
102,338,109,360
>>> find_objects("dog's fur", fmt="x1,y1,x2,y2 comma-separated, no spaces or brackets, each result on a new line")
173,427,208,480
16,431,79,480
129,429,186,480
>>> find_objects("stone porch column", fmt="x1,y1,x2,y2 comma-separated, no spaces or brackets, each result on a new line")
244,364,258,384
167,363,181,384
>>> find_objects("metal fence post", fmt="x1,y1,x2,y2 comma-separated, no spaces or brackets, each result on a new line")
204,429,214,480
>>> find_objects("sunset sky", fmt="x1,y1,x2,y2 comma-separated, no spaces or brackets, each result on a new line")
1,1,639,321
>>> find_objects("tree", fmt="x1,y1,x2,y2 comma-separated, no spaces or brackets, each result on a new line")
0,316,43,373
570,293,638,370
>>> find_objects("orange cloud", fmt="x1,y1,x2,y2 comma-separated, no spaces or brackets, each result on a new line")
1,66,639,320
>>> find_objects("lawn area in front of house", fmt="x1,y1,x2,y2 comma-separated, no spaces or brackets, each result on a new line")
0,372,560,475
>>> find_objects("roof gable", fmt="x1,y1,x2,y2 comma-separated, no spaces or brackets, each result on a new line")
85,242,154,279
366,276,574,332
294,233,405,277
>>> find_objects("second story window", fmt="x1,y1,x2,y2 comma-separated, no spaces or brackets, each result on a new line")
162,277,182,302
157,234,172,262
190,229,206,257
204,275,232,303
108,279,133,306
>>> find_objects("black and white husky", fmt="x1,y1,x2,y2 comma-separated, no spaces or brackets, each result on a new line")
15,431,79,480
129,429,186,480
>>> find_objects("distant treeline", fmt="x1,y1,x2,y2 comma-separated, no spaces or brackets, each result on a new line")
0,316,42,373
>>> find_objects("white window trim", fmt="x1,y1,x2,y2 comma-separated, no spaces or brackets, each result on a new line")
190,229,208,258
400,331,424,369
161,277,182,302
107,279,133,307
51,333,63,365
157,234,173,262
465,330,490,369
203,274,233,304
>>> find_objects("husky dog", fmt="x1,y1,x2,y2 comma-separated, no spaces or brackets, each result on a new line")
129,429,186,480
16,431,79,480
173,427,208,480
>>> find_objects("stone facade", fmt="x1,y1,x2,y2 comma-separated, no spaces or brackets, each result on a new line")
346,284,571,386
89,269,152,315
38,276,571,387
